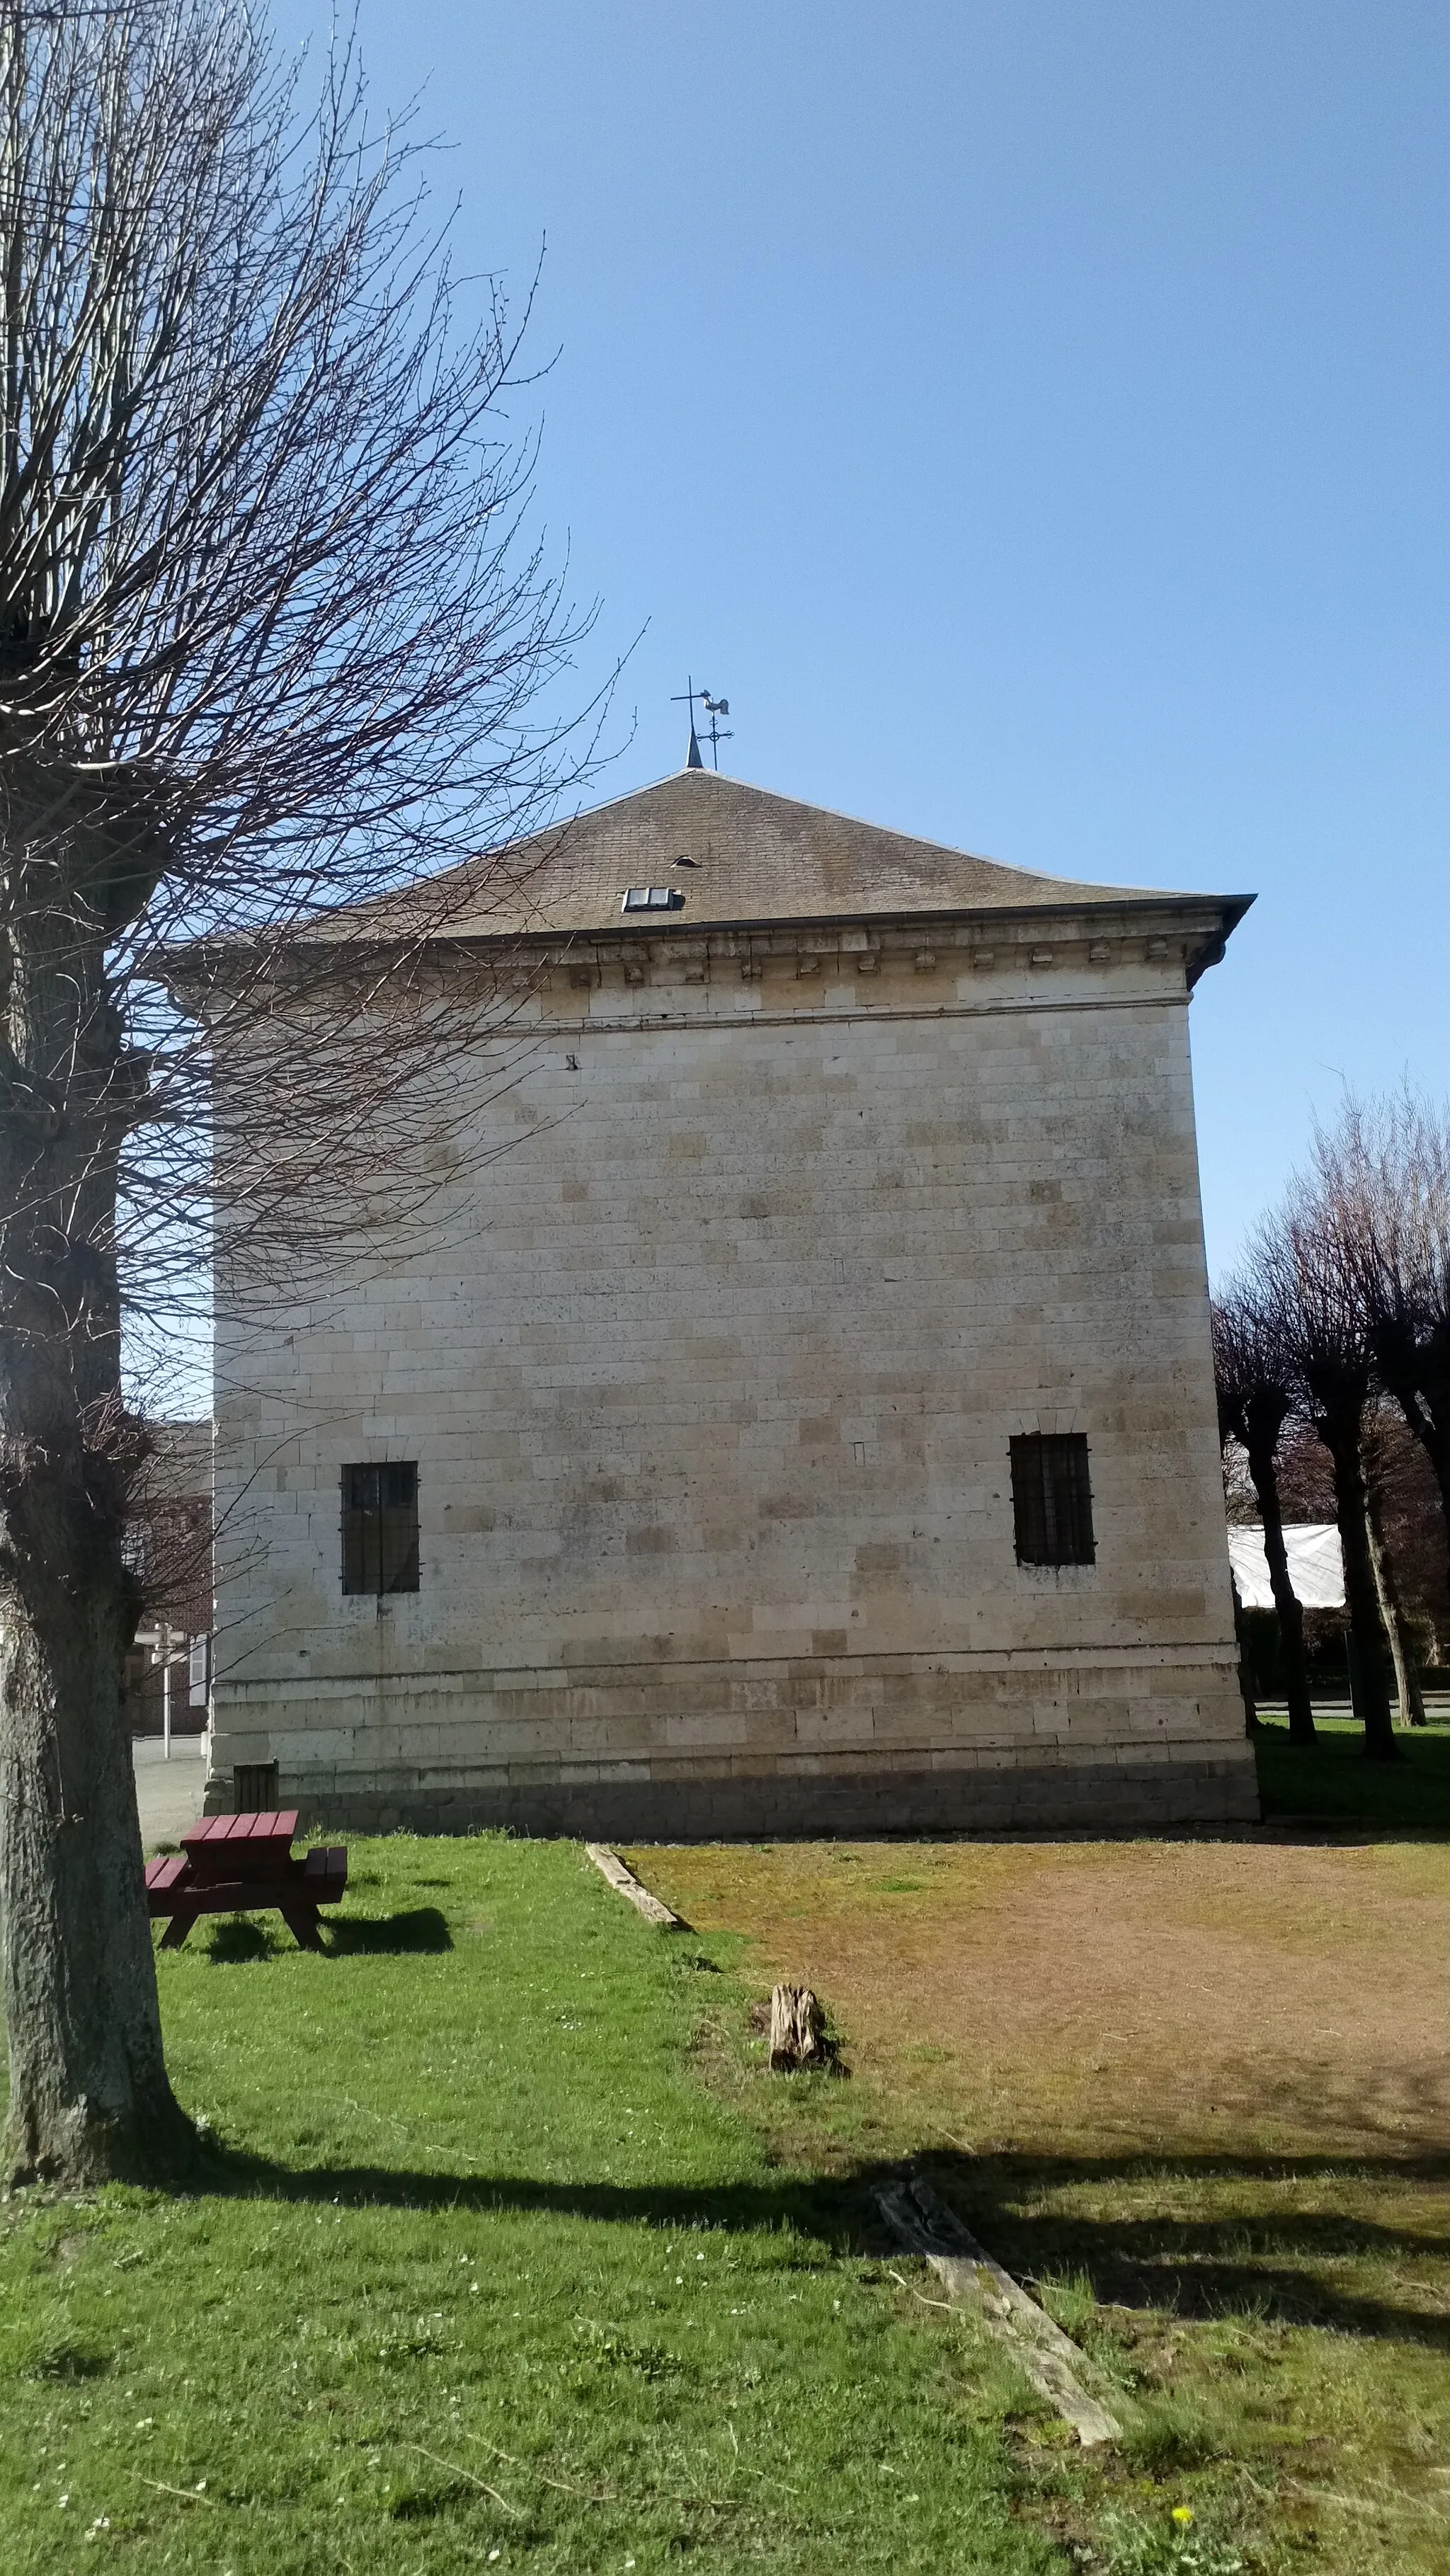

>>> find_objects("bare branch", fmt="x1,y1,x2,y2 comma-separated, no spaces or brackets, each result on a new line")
0,0,607,2187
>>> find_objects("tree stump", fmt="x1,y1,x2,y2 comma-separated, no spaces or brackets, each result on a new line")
768,1984,825,2071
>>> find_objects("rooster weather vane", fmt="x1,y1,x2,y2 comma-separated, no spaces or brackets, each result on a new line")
671,675,733,771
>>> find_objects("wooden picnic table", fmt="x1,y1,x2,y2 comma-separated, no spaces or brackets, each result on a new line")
145,1810,347,1951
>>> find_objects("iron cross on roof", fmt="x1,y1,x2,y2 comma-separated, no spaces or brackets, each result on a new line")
670,675,733,770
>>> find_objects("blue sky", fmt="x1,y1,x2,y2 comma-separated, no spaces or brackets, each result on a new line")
279,0,1450,1281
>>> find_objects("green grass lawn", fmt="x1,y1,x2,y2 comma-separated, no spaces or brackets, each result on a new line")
0,1836,1075,2576
1255,1710,1450,1828
6,1821,1441,2574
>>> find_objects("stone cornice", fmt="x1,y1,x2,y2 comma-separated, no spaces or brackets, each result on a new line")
498,893,1246,1004
165,890,1249,1011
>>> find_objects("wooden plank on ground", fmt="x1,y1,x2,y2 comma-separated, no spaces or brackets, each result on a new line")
585,1844,685,1929
878,2171,1121,2447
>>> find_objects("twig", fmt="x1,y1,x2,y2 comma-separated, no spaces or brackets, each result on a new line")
404,2444,523,2517
471,2437,611,2501
128,2473,213,2507
1284,2480,1449,2526
508,2456,608,2502
887,2264,959,2313
469,2434,731,2512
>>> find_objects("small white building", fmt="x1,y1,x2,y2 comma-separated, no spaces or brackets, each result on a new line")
207,765,1255,1834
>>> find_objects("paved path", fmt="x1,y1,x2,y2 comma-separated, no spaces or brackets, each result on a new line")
133,1736,207,1849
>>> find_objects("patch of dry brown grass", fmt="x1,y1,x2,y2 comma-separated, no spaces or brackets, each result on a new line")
627,1836,1450,2575
633,1838,1450,2160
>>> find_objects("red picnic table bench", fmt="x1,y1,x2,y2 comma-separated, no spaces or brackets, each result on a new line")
145,1811,347,1952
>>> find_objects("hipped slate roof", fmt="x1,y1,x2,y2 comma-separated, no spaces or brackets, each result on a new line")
360,768,1250,943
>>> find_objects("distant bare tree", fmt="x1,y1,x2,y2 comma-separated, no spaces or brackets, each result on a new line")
1263,1399,1444,1706
0,0,598,2186
1210,1290,1316,1744
1364,1401,1449,1667
1361,1408,1428,1727
1249,1189,1399,1761
1311,1093,1450,1600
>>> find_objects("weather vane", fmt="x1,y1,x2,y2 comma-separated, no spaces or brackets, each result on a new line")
670,674,733,771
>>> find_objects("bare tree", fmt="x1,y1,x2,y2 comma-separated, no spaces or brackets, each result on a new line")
1362,1413,1427,1728
1249,1190,1399,1762
1210,1288,1316,1744
0,0,597,2185
1313,1092,1450,1600
1365,1399,1449,1670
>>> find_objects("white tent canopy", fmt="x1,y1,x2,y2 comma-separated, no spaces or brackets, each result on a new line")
1227,1523,1345,1611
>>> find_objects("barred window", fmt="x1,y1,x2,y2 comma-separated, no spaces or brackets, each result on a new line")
341,1462,420,1594
1010,1433,1095,1567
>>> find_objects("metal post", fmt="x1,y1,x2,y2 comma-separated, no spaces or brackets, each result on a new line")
162,1625,172,1761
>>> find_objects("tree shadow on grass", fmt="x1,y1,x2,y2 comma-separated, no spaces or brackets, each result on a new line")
202,1908,452,1961
1255,1715,1450,1831
959,2148,1450,2345
326,1907,452,1955
196,2141,1450,2354
205,1918,281,1964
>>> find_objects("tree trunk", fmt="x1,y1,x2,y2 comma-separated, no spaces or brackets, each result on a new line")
1364,1477,1427,1729
1229,1578,1259,1735
1243,1430,1316,1744
1420,1402,1450,1616
1373,1340,1450,1610
1,852,195,2185
0,1465,195,2183
1318,1416,1400,1762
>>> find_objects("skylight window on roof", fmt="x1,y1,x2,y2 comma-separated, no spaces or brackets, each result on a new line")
622,886,685,912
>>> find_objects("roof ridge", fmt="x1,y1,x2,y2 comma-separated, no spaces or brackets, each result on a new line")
501,765,1013,875
498,767,1174,898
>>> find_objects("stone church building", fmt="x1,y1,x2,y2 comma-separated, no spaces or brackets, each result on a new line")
207,762,1256,1833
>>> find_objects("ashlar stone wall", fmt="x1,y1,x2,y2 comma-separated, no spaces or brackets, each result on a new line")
210,910,1256,1833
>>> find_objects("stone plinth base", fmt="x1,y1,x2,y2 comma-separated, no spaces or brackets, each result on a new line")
206,1749,1260,1838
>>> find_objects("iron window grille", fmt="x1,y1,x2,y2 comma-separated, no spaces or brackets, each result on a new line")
341,1462,420,1594
1010,1433,1095,1567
